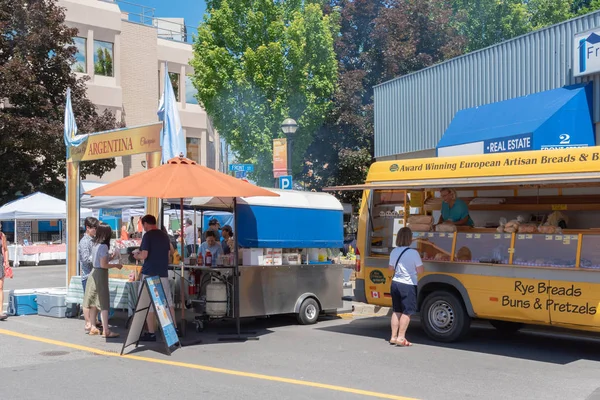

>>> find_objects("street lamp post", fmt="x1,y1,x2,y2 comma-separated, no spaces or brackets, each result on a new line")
280,118,298,186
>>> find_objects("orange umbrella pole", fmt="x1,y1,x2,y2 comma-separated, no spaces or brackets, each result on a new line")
180,198,185,334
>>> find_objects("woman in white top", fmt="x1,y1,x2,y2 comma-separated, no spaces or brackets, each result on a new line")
82,223,123,338
388,227,424,347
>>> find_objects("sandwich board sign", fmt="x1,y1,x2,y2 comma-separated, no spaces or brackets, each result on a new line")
121,276,181,355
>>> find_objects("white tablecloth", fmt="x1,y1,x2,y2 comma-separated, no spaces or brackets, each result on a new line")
8,245,66,267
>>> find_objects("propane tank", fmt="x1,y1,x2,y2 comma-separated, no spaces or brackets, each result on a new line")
205,250,212,267
206,280,227,316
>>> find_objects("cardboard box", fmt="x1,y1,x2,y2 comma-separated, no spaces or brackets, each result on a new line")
243,248,264,266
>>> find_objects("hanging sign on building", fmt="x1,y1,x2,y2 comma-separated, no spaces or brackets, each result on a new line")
69,122,162,162
574,29,600,77
273,138,288,178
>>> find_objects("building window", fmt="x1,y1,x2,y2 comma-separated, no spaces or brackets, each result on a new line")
185,75,198,105
94,40,114,77
169,72,180,101
186,137,199,163
72,37,86,73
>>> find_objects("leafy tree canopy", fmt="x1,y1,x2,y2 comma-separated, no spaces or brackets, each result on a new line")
0,0,118,204
191,0,339,185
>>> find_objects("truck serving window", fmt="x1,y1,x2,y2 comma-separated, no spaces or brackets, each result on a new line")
369,190,405,256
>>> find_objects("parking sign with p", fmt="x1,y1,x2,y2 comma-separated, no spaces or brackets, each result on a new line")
279,175,293,190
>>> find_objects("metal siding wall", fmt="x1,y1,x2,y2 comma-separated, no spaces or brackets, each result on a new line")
375,12,600,158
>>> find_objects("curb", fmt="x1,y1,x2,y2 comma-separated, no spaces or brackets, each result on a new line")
352,302,391,316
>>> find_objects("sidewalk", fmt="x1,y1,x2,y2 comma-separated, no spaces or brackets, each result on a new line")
341,279,391,317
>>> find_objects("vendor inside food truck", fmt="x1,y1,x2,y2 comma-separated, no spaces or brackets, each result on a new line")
437,187,474,227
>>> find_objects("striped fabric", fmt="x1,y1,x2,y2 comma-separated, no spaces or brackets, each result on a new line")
66,276,139,317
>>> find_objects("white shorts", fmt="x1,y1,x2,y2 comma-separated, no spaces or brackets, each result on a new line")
139,275,174,311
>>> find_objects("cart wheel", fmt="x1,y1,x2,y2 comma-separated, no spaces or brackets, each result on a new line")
195,320,205,332
297,298,320,325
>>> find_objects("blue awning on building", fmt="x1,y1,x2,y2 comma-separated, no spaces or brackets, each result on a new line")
436,83,595,157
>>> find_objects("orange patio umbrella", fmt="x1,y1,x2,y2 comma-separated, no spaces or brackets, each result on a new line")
85,156,278,199
85,155,279,338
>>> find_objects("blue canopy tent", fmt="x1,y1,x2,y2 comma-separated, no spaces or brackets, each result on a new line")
436,83,595,157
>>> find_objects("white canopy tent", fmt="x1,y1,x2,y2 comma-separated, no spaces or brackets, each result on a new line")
0,192,92,244
0,192,92,220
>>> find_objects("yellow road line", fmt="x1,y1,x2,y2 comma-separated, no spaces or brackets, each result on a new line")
0,328,418,400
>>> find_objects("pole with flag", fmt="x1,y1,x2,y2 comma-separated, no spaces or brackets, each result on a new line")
64,87,84,284
158,62,187,334
64,88,88,152
158,62,186,163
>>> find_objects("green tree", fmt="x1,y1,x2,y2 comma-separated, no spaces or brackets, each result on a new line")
0,0,118,204
191,0,339,185
452,0,531,51
528,0,573,29
575,0,600,15
304,0,466,205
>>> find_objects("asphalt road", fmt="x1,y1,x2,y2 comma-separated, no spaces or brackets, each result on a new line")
1,265,600,400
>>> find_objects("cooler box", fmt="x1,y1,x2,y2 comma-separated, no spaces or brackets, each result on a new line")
37,289,67,318
7,289,38,316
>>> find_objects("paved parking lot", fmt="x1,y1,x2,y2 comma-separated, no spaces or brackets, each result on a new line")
2,265,600,400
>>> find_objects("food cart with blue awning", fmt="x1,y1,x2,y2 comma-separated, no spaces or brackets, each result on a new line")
189,189,345,330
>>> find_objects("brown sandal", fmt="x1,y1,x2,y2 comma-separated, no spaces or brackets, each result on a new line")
396,338,413,347
89,328,101,336
102,331,120,338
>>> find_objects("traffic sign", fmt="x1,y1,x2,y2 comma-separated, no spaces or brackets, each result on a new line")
279,175,293,190
229,164,254,172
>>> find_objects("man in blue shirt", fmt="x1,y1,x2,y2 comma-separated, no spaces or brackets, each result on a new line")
134,214,176,341
438,188,474,227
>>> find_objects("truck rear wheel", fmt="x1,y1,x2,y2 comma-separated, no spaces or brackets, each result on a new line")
490,320,523,333
297,298,320,325
421,291,471,342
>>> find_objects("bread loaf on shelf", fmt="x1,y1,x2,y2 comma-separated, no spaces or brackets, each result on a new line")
517,224,537,233
407,215,434,225
408,223,432,232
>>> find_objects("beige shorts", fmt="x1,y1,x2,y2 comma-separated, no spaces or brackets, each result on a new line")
139,275,174,311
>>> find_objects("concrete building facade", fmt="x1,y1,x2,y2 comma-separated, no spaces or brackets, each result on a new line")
58,0,223,181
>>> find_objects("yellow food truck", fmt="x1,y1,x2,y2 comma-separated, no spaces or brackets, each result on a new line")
328,147,600,342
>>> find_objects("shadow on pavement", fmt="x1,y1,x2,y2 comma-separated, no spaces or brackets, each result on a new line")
115,314,302,355
316,315,600,365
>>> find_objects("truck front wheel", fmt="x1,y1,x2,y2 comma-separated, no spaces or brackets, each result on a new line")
421,291,471,342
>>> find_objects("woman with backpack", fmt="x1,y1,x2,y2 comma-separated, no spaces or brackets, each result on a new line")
388,227,424,347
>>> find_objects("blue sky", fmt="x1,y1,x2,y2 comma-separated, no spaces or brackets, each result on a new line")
120,0,207,31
